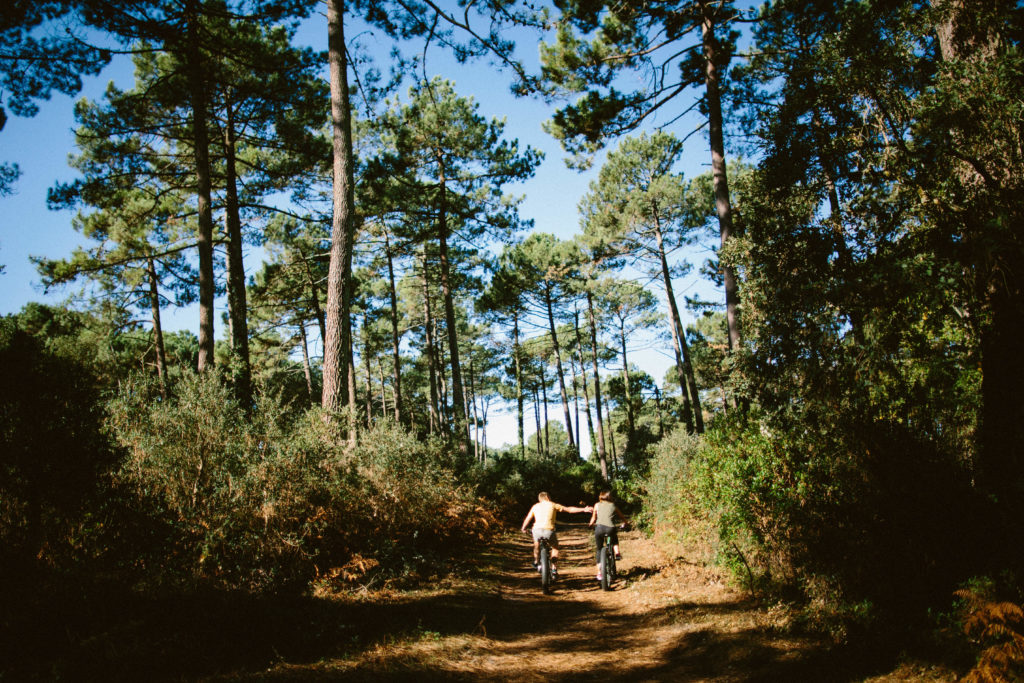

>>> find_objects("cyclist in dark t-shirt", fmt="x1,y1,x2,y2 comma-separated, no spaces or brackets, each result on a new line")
587,490,630,582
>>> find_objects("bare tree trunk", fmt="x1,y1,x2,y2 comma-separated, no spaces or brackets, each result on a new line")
532,385,542,456
586,290,609,479
513,312,525,458
378,358,388,419
619,324,636,444
222,95,251,406
421,257,440,433
299,320,315,405
653,385,665,437
322,0,358,430
702,0,741,356
147,256,168,398
363,319,372,429
469,355,480,462
436,319,450,430
544,284,575,450
654,215,703,433
541,362,550,456
481,397,489,461
384,229,403,423
295,245,326,343
436,170,469,453
574,309,596,455
570,353,581,451
605,399,618,478
185,0,215,373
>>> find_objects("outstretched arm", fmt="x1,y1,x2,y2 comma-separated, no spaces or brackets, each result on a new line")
520,509,535,533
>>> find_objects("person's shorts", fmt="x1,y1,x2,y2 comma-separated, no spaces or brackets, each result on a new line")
532,527,557,545
594,524,618,560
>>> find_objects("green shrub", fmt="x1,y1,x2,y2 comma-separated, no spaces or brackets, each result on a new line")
640,426,705,537
643,407,992,637
471,453,604,523
105,372,493,590
0,319,114,567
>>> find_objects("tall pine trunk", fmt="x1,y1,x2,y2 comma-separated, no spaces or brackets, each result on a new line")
701,0,741,355
570,353,581,449
295,245,326,343
513,312,525,458
605,398,618,478
384,229,404,423
540,363,550,456
222,95,251,406
322,0,358,433
574,310,597,455
619,324,635,444
436,172,469,451
146,256,168,397
299,320,315,405
586,289,609,479
421,256,440,433
654,214,703,433
544,283,575,451
363,318,372,428
185,0,215,373
532,385,542,456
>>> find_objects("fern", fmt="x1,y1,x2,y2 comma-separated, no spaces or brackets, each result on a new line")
956,588,1024,683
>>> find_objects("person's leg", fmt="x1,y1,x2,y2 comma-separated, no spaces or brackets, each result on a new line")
595,527,608,579
549,532,560,571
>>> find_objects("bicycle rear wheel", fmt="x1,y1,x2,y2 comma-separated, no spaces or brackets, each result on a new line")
608,545,617,585
540,543,552,594
600,546,611,591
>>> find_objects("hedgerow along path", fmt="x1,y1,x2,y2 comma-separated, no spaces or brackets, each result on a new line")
213,525,956,682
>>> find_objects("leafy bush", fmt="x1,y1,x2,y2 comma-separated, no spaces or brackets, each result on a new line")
105,371,494,590
471,452,604,523
643,410,990,638
0,318,115,567
640,426,705,537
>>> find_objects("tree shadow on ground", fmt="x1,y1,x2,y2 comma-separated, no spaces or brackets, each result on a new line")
0,530,916,682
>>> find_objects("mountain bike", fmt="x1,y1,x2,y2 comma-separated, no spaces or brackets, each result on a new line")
598,531,617,591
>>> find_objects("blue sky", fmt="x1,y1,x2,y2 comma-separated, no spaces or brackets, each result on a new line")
0,9,723,454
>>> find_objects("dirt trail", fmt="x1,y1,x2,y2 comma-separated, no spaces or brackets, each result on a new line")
221,525,954,682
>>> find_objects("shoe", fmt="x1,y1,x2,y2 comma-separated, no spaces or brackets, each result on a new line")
552,567,558,578
615,553,622,560
596,574,603,582
535,563,542,573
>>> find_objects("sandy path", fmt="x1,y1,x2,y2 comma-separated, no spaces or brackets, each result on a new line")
224,524,939,682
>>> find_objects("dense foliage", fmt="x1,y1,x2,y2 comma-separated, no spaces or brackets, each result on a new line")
3,0,1024,677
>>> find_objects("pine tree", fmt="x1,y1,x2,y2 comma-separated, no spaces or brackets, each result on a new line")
539,0,746,353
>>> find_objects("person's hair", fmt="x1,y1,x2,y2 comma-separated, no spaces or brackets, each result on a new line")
599,490,613,502
538,491,550,501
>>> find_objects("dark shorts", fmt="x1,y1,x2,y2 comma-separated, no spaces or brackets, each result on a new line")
594,524,618,560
